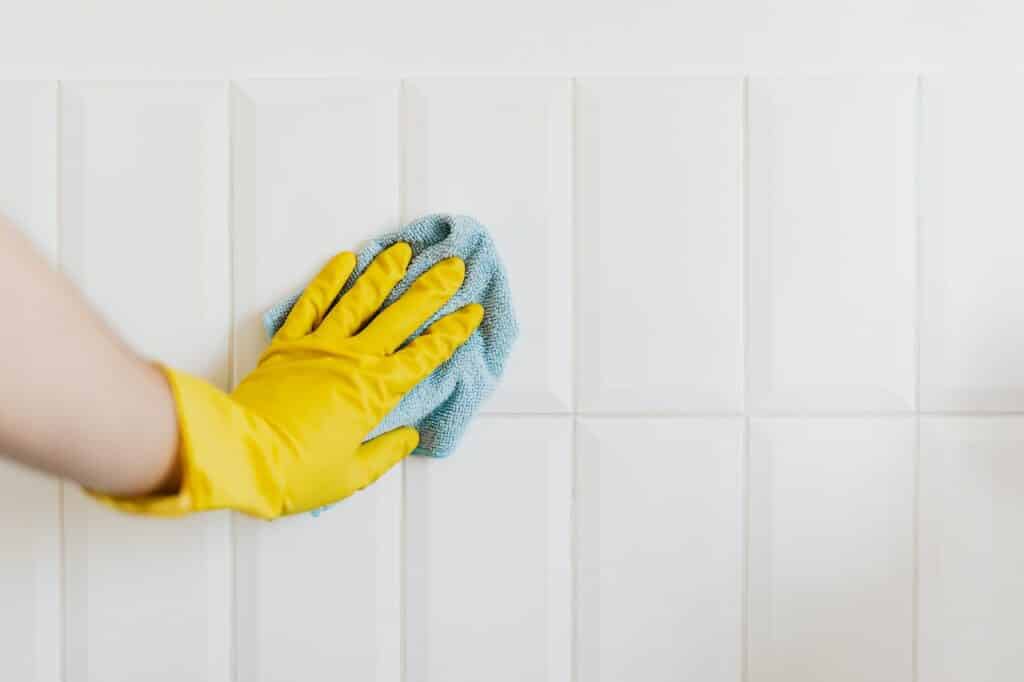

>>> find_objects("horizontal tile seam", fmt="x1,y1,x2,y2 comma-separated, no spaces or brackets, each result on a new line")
479,410,1024,418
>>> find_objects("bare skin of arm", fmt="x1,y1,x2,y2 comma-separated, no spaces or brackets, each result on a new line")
0,216,180,495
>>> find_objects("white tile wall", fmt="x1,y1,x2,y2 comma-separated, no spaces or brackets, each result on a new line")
577,418,744,682
747,76,917,412
3,75,1024,682
919,76,1024,411
405,417,571,682
919,418,1024,682
231,79,402,682
576,78,745,413
59,81,233,682
747,418,915,682
403,78,573,413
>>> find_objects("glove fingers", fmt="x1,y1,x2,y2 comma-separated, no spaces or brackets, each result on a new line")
355,427,420,486
353,257,466,354
276,251,356,341
316,242,412,342
391,303,484,392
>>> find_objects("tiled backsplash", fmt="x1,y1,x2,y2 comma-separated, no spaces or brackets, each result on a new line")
1,76,1022,682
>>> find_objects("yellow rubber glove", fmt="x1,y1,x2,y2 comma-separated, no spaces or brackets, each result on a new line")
92,242,483,519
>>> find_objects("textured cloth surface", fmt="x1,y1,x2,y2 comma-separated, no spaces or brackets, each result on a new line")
263,214,517,459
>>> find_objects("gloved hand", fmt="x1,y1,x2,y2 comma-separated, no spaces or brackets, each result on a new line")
92,242,482,519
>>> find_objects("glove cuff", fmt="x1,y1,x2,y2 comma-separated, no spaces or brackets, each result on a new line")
89,366,285,520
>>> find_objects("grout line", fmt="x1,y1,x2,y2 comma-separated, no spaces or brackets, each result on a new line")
477,409,1024,419
58,483,66,682
10,68,960,82
399,466,408,682
397,76,408,682
913,73,929,679
225,78,238,682
571,411,746,418
912,413,922,682
741,417,752,682
570,80,582,433
739,74,751,682
915,410,1024,417
570,414,581,682
55,81,64,273
225,87,237,390
55,78,68,682
913,76,924,438
744,410,916,418
741,79,753,416
398,78,408,229
569,75,581,682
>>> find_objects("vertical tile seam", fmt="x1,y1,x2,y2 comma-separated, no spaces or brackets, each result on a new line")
570,76,581,418
568,75,580,682
226,79,238,682
55,78,68,682
913,73,924,415
398,76,408,682
740,74,752,682
911,72,924,682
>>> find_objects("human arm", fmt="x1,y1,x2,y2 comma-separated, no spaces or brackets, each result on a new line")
0,216,480,518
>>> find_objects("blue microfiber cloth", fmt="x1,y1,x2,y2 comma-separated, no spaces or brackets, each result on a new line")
263,214,518,461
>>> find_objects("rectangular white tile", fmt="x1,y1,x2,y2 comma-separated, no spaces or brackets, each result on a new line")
920,76,1024,410
60,81,231,682
576,78,744,413
747,418,914,682
403,78,573,412
748,76,917,411
405,417,571,682
231,79,402,682
0,81,60,682
234,473,401,682
919,417,1024,681
232,79,401,377
577,418,744,682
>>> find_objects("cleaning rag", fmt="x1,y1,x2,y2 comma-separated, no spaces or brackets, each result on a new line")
263,213,518,460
